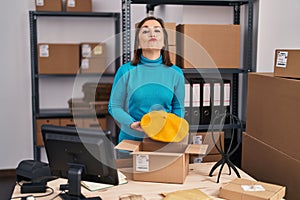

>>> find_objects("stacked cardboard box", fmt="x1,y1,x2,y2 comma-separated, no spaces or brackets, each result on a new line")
176,24,240,68
65,0,92,12
242,73,300,200
35,0,92,12
274,49,300,79
164,22,176,64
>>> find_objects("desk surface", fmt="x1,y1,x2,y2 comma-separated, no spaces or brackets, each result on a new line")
11,162,254,200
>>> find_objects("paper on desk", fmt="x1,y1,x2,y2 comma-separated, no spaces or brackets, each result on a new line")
161,189,212,200
81,171,127,191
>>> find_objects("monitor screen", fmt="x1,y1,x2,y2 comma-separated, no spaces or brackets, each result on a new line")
42,124,118,199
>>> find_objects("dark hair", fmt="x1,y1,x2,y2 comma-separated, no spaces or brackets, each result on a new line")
131,16,172,66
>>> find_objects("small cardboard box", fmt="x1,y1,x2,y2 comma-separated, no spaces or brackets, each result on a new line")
168,45,176,64
66,0,92,12
38,43,80,74
219,178,286,200
80,43,106,74
189,132,224,163
35,0,62,12
115,139,208,184
176,24,240,68
164,22,176,46
274,49,300,79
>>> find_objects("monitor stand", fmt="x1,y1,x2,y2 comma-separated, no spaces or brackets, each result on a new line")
59,165,102,200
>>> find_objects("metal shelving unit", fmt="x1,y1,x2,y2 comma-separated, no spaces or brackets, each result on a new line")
121,0,253,124
29,11,121,160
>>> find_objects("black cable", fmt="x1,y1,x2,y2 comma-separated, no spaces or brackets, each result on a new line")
10,186,55,199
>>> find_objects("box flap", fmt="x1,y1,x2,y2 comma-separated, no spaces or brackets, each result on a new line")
131,151,182,157
114,140,141,152
185,144,208,155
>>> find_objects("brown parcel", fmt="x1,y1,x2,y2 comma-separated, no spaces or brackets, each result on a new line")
189,132,224,163
242,133,300,200
115,139,208,184
65,0,92,12
35,0,62,11
38,43,80,74
219,178,285,200
246,73,300,161
176,24,240,68
274,49,300,79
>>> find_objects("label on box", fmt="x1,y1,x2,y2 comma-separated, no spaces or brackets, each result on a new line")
68,0,76,7
39,45,49,57
82,44,92,57
276,51,288,68
81,58,89,69
93,45,103,55
36,0,44,6
241,185,265,192
136,154,149,172
193,135,203,144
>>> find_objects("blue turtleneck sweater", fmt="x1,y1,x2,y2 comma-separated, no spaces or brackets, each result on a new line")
108,55,185,142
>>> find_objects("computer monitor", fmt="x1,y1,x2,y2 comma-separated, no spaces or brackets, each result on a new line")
42,124,119,200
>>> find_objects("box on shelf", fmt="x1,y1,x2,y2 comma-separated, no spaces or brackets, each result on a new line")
176,24,240,68
274,49,300,79
82,117,107,130
164,22,176,46
219,178,286,200
36,119,60,146
189,132,224,163
38,43,80,74
68,98,109,115
80,43,106,74
168,45,176,65
242,133,299,200
82,82,112,102
65,0,92,12
35,0,62,12
115,138,208,184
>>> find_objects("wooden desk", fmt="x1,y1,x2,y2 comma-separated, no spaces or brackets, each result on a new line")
11,162,254,200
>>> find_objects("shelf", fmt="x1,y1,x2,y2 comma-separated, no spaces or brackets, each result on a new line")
130,0,249,6
37,108,106,118
35,73,115,78
183,68,247,75
189,121,245,131
31,11,120,18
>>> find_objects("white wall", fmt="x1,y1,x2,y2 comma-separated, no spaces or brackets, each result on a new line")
256,0,300,72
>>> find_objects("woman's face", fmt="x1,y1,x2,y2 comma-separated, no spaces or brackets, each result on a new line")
138,19,164,50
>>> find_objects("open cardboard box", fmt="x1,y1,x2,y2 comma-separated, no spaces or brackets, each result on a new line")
219,178,286,200
115,138,208,184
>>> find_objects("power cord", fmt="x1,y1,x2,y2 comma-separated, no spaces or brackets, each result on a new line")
11,183,55,199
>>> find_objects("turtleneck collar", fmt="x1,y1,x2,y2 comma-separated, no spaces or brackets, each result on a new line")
140,55,163,65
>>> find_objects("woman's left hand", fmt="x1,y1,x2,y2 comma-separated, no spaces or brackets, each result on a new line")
130,121,144,132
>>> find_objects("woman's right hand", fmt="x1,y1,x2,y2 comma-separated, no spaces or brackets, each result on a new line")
130,121,144,132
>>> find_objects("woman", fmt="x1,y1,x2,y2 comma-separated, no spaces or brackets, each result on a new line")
108,16,185,143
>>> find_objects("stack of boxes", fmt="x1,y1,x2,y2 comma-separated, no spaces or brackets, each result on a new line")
242,49,300,200
35,0,92,12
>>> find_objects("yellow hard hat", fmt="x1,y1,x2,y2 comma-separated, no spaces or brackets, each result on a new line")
141,110,189,142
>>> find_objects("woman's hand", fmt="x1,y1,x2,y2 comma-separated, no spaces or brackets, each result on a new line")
130,121,144,132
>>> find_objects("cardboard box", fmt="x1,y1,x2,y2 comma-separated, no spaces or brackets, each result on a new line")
36,119,60,146
168,45,176,64
164,22,176,46
115,139,208,183
242,133,299,200
274,49,300,79
35,0,62,12
189,132,224,163
38,43,80,74
66,0,92,12
219,178,286,200
82,117,107,130
176,24,240,68
246,73,300,161
80,43,106,74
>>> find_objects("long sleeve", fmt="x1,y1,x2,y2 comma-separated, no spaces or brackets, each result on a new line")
108,65,136,128
171,67,185,118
